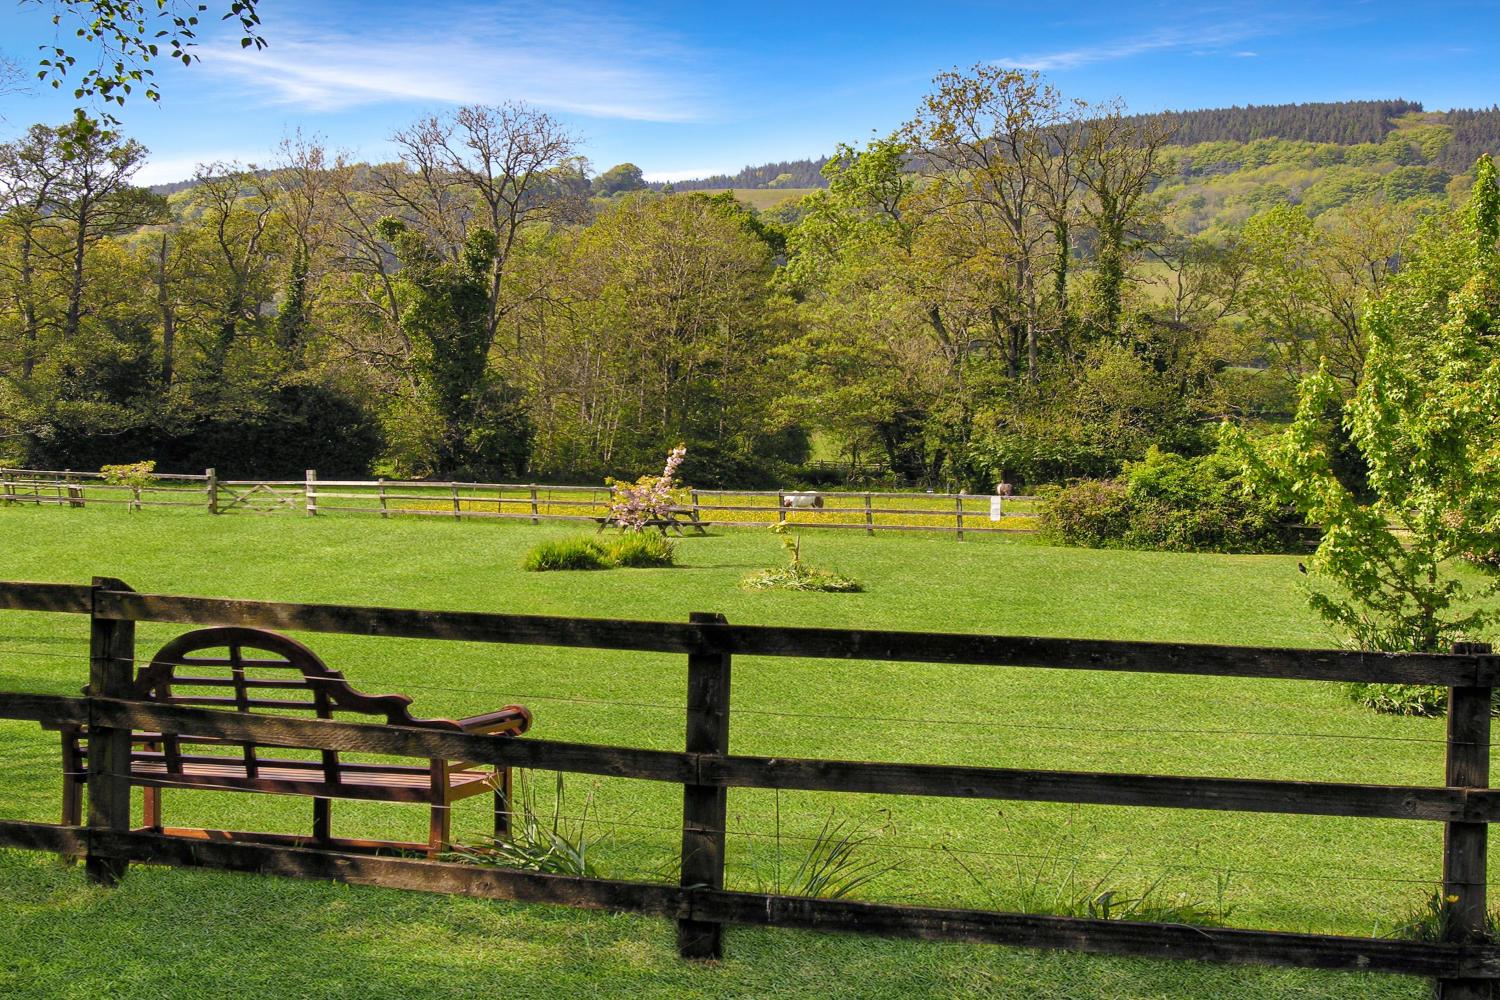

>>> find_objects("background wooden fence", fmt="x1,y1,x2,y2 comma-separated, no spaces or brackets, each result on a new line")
0,468,1041,537
0,578,1495,996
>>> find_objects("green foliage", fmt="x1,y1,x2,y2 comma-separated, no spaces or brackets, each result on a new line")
30,2,266,116
376,217,531,480
743,525,862,591
604,531,677,568
1042,448,1301,554
1346,683,1449,717
1392,891,1500,943
1040,478,1134,549
522,533,677,572
522,536,612,572
777,810,899,900
1383,165,1450,202
1224,156,1500,654
591,162,647,197
445,771,601,877
99,458,153,510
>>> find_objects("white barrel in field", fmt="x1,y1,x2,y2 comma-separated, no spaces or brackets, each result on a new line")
989,495,1004,521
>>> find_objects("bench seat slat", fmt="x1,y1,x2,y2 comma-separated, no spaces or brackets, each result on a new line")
129,759,494,803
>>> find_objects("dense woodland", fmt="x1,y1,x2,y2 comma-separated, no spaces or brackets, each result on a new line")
1,79,1497,485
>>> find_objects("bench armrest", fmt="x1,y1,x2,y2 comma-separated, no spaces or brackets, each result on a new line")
456,705,532,737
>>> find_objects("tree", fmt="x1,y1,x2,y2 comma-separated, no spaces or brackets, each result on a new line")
1225,156,1500,655
1238,201,1415,392
1077,105,1174,337
375,217,531,478
47,113,164,342
592,163,647,197
0,124,67,381
26,0,265,117
902,65,1082,381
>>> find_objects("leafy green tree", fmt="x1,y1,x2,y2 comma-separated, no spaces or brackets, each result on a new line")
591,162,647,197
376,217,530,479
1225,156,1500,654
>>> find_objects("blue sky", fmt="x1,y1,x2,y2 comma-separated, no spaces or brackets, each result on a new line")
1,0,1497,185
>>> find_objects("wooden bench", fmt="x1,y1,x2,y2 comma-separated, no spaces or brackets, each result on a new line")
592,508,708,536
53,626,532,857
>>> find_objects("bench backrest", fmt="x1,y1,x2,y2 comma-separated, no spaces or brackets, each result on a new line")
128,625,469,778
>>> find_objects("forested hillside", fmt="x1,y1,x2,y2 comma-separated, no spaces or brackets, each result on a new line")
1,82,1495,487
667,99,1500,191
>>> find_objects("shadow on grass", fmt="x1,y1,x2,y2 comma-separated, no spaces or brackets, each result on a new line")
0,851,1428,1000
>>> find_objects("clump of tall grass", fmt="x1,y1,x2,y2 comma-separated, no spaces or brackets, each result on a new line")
746,800,900,900
1391,891,1500,942
444,770,602,877
943,810,1234,927
605,531,676,568
522,533,676,572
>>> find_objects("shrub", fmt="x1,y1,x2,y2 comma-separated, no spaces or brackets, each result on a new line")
522,537,611,572
605,532,677,568
743,563,863,593
100,460,156,512
1041,448,1303,554
1039,479,1132,549
1346,682,1448,717
743,525,863,592
523,533,678,571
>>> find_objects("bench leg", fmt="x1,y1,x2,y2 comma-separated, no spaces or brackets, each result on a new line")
142,786,162,833
312,797,332,843
494,767,513,841
427,804,451,859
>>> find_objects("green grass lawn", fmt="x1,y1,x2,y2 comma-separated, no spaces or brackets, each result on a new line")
0,505,1476,998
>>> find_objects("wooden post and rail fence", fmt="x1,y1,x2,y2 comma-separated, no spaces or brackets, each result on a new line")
0,579,1496,994
0,468,1038,539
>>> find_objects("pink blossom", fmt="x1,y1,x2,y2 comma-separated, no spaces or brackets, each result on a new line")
607,445,687,531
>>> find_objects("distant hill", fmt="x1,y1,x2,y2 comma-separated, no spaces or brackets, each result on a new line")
659,100,1500,190
655,157,831,192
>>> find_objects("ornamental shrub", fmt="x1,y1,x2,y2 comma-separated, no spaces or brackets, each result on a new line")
522,537,612,572
1042,448,1302,554
522,533,678,572
606,532,677,568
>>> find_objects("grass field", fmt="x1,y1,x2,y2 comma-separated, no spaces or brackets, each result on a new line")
0,505,1480,998
693,187,820,211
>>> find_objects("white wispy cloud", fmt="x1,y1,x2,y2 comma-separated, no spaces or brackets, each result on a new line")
204,2,709,123
998,20,1270,71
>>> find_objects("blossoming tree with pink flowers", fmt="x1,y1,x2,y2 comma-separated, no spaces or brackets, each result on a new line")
606,445,688,531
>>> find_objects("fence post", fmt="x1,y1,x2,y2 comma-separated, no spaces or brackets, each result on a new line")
691,490,700,527
86,576,136,886
205,468,218,515
529,484,539,525
955,495,964,542
1439,640,1493,1000
451,482,462,520
378,479,389,519
679,610,731,960
1,468,12,505
305,470,317,516
777,491,786,525
865,493,873,536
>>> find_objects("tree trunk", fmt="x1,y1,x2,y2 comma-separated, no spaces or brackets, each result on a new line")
156,235,175,385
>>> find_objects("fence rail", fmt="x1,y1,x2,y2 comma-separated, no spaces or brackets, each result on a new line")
0,468,1040,538
0,578,1495,994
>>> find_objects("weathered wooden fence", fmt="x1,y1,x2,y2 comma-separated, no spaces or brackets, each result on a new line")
0,579,1495,995
0,468,1040,537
